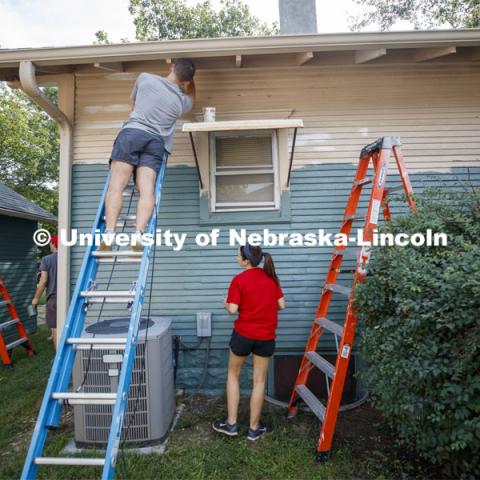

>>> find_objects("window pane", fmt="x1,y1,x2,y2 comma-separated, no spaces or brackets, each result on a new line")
216,174,274,203
216,135,272,169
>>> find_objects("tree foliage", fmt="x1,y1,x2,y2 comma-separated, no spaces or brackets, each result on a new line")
94,30,111,44
354,186,480,477
128,0,278,41
351,0,480,30
0,84,59,215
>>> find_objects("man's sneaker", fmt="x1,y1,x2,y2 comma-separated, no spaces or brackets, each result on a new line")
131,242,144,253
247,423,272,441
98,240,113,252
212,419,238,437
98,231,114,252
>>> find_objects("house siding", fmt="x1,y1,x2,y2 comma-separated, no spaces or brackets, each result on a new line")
70,163,480,393
0,216,38,343
73,62,480,172
69,59,480,393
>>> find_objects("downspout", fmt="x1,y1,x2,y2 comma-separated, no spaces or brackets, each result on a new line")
19,61,73,343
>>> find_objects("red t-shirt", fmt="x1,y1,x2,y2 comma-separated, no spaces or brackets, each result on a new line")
226,268,284,341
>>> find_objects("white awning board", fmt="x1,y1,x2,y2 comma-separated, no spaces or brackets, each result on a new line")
182,119,304,133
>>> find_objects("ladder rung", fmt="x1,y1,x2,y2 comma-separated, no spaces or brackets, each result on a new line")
68,337,127,351
122,189,137,197
67,337,127,345
81,290,134,297
325,283,352,297
296,385,325,421
6,337,28,350
0,319,19,330
0,300,11,307
51,392,117,405
97,257,142,264
92,250,143,258
34,457,105,466
344,214,365,223
306,352,335,379
385,184,404,193
316,317,344,337
103,215,136,221
353,177,372,187
80,291,135,303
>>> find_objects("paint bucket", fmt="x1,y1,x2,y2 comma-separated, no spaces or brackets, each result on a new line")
203,107,216,122
28,305,37,317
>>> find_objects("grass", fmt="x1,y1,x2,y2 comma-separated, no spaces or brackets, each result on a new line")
0,326,423,479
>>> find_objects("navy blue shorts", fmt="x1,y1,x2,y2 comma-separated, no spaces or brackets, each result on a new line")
229,330,275,358
110,128,166,173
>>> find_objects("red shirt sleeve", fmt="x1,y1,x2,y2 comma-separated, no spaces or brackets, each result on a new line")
227,276,241,305
277,283,284,300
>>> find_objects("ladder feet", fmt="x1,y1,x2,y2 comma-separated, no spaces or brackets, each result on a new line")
286,408,298,420
315,450,330,463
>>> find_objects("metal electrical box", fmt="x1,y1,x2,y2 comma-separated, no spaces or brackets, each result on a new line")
196,312,212,337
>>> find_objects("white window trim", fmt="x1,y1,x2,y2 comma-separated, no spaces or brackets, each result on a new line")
209,129,280,213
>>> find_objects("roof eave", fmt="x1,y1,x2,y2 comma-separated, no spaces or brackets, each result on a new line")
0,207,58,225
0,29,480,68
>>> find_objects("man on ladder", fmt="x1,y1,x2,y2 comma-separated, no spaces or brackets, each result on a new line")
22,60,196,480
100,59,196,251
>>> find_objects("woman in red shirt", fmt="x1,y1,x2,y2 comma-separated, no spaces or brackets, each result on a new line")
212,243,285,441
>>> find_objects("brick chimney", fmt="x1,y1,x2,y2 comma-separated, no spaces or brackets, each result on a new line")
279,0,318,34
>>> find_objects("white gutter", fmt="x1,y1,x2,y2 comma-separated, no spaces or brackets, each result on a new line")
1,29,480,67
19,61,73,343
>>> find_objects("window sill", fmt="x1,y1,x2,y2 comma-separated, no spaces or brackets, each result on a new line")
199,191,291,226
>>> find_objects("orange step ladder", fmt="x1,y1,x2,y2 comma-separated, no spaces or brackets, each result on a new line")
0,276,35,366
287,136,416,460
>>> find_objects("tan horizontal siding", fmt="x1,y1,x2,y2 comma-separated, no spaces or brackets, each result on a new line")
73,63,480,172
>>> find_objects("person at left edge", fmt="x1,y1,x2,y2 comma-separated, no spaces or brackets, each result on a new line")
32,235,58,347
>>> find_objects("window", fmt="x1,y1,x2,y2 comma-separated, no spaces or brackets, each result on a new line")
210,130,279,212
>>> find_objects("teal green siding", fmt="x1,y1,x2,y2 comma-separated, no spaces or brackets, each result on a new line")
0,216,38,343
70,163,480,392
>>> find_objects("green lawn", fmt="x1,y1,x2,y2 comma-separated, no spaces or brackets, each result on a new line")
0,327,423,479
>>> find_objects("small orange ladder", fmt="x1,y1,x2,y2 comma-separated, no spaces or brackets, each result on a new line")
287,136,416,460
0,276,35,366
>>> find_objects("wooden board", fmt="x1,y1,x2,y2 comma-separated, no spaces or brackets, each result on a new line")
182,119,304,132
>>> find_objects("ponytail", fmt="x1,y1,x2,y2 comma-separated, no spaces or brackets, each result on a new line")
240,243,280,285
262,251,279,285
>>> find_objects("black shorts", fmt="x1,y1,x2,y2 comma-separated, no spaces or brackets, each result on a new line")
46,294,57,329
110,128,166,173
229,330,275,358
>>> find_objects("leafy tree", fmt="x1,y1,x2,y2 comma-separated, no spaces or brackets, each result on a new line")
0,84,59,215
128,0,278,41
94,30,111,44
351,0,480,30
354,186,480,477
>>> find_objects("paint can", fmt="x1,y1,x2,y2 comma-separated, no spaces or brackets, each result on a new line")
203,107,216,122
28,305,37,317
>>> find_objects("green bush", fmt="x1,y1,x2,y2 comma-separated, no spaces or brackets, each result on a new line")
354,185,480,477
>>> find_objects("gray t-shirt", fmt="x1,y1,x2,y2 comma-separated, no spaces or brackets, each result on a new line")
40,252,57,299
122,72,193,153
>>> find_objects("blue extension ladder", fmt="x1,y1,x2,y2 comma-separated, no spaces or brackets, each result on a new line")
22,154,168,480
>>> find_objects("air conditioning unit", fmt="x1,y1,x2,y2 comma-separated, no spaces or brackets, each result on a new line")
72,316,175,447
